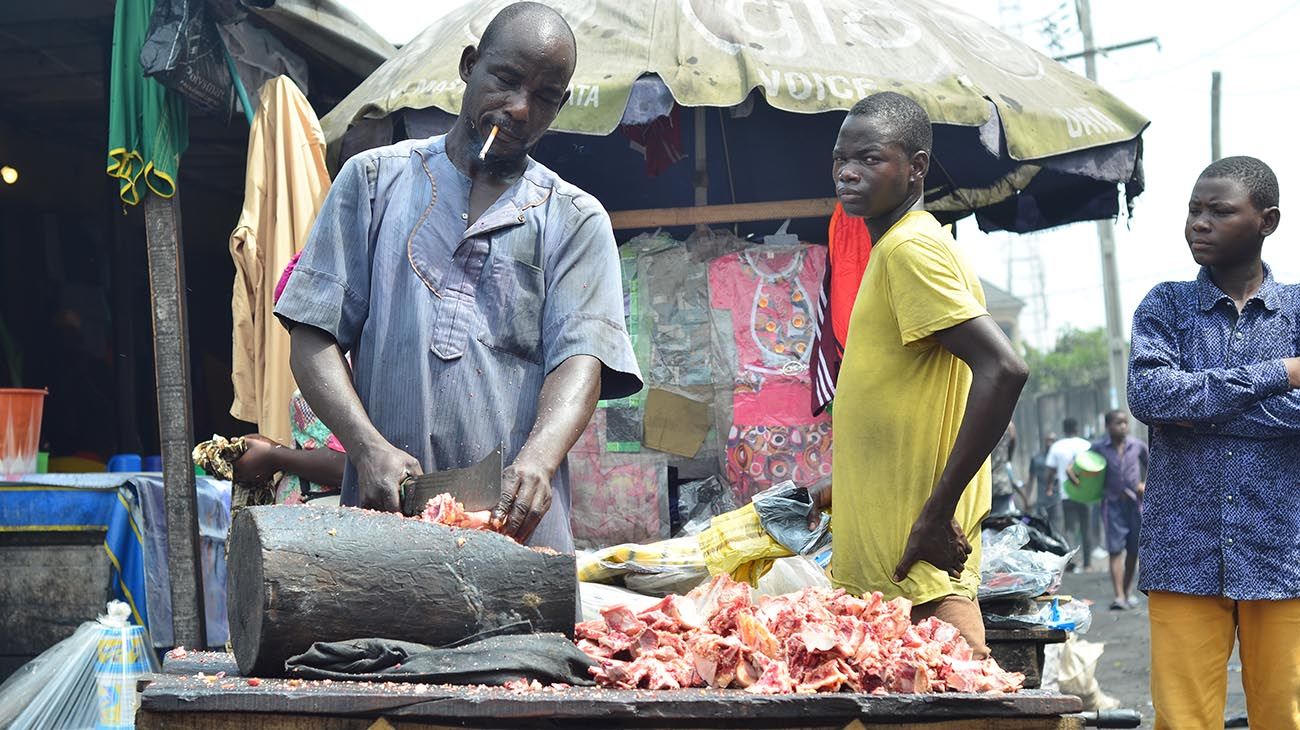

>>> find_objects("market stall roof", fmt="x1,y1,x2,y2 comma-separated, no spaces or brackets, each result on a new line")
241,0,396,82
321,0,1148,235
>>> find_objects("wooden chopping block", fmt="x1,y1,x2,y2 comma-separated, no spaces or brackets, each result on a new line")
227,505,576,677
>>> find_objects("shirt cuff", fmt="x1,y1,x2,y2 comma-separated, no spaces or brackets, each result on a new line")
1252,359,1292,398
542,313,643,400
272,266,368,353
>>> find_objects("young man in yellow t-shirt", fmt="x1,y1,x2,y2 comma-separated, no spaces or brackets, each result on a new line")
810,93,1029,657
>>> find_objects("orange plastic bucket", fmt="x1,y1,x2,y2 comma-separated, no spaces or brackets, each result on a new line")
0,388,47,478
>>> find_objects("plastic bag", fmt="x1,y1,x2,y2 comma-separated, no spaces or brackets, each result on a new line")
139,0,233,116
579,583,661,622
754,556,832,597
978,524,1074,600
751,481,831,555
0,623,100,729
1057,635,1119,711
674,476,738,537
984,597,1093,634
982,513,1070,555
576,536,708,594
0,600,159,729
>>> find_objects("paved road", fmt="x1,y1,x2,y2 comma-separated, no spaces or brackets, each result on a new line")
1056,568,1249,729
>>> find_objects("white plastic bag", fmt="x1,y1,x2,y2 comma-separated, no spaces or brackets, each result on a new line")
1057,635,1120,711
579,583,661,622
754,556,832,597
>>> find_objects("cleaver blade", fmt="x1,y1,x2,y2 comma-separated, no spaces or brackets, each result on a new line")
400,446,503,516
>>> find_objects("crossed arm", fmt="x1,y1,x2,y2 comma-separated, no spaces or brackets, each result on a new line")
1127,294,1300,439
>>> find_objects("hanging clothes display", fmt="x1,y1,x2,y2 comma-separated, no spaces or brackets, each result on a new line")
709,244,832,502
636,229,748,474
639,229,747,388
569,409,669,548
600,232,679,452
810,203,873,415
229,76,330,445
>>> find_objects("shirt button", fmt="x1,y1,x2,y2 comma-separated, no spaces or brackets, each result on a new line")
1226,495,1234,502
1226,538,1234,546
1227,451,1233,457
1235,332,1243,339
461,213,468,220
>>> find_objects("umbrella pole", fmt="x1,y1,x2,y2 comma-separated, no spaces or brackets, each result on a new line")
143,192,207,650
693,107,708,224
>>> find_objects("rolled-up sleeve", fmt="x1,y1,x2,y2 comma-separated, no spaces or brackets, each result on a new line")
273,155,374,353
540,198,642,400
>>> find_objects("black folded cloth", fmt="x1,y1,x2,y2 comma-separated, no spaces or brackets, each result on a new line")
285,622,595,686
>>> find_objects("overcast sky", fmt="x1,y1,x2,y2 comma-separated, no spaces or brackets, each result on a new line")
340,0,1300,350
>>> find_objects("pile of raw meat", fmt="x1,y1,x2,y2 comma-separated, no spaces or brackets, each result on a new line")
415,494,492,530
576,575,1023,695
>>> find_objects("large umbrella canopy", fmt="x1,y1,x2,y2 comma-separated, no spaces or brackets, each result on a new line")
321,0,1150,233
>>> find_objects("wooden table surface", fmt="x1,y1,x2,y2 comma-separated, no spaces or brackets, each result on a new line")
137,652,1085,730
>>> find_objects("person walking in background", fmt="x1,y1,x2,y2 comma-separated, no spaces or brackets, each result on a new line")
989,422,1017,514
1091,410,1147,611
1028,431,1060,532
1046,419,1092,572
1129,156,1300,728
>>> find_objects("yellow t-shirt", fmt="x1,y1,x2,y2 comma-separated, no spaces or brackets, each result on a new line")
830,210,991,605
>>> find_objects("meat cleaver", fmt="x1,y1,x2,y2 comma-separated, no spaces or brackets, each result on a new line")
399,446,503,516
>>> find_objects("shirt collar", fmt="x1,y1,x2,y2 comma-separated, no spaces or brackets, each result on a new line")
1196,263,1280,312
416,135,554,241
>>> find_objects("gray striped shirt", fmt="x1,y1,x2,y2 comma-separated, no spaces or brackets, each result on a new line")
275,135,641,552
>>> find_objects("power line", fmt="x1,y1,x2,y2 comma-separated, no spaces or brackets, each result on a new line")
1114,0,1300,83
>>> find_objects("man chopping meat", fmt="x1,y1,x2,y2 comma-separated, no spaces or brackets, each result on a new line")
812,93,1028,657
274,2,641,550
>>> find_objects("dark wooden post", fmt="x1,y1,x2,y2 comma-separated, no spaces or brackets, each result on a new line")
143,192,206,649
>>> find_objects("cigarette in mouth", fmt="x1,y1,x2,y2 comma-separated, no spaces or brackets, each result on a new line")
479,125,499,160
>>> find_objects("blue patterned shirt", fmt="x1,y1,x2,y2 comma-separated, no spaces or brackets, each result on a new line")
1128,265,1300,600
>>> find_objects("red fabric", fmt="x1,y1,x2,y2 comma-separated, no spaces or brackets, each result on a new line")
621,105,686,177
273,250,303,305
827,204,872,347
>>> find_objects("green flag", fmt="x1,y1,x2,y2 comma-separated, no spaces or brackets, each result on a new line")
107,0,188,206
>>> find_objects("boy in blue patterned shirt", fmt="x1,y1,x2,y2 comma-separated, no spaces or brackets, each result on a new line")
1128,156,1300,729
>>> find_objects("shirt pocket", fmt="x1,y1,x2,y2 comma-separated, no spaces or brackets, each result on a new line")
477,250,545,364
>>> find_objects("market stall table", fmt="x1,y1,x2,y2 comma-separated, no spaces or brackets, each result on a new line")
985,627,1068,690
0,472,232,671
138,651,1084,729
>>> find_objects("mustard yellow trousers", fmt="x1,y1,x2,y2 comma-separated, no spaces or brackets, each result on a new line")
1149,591,1300,730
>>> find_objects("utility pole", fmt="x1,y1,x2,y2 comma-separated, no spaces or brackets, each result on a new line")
1211,71,1223,161
1074,0,1128,412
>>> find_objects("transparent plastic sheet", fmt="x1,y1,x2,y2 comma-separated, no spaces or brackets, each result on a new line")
978,524,1074,600
0,601,160,730
0,623,101,729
